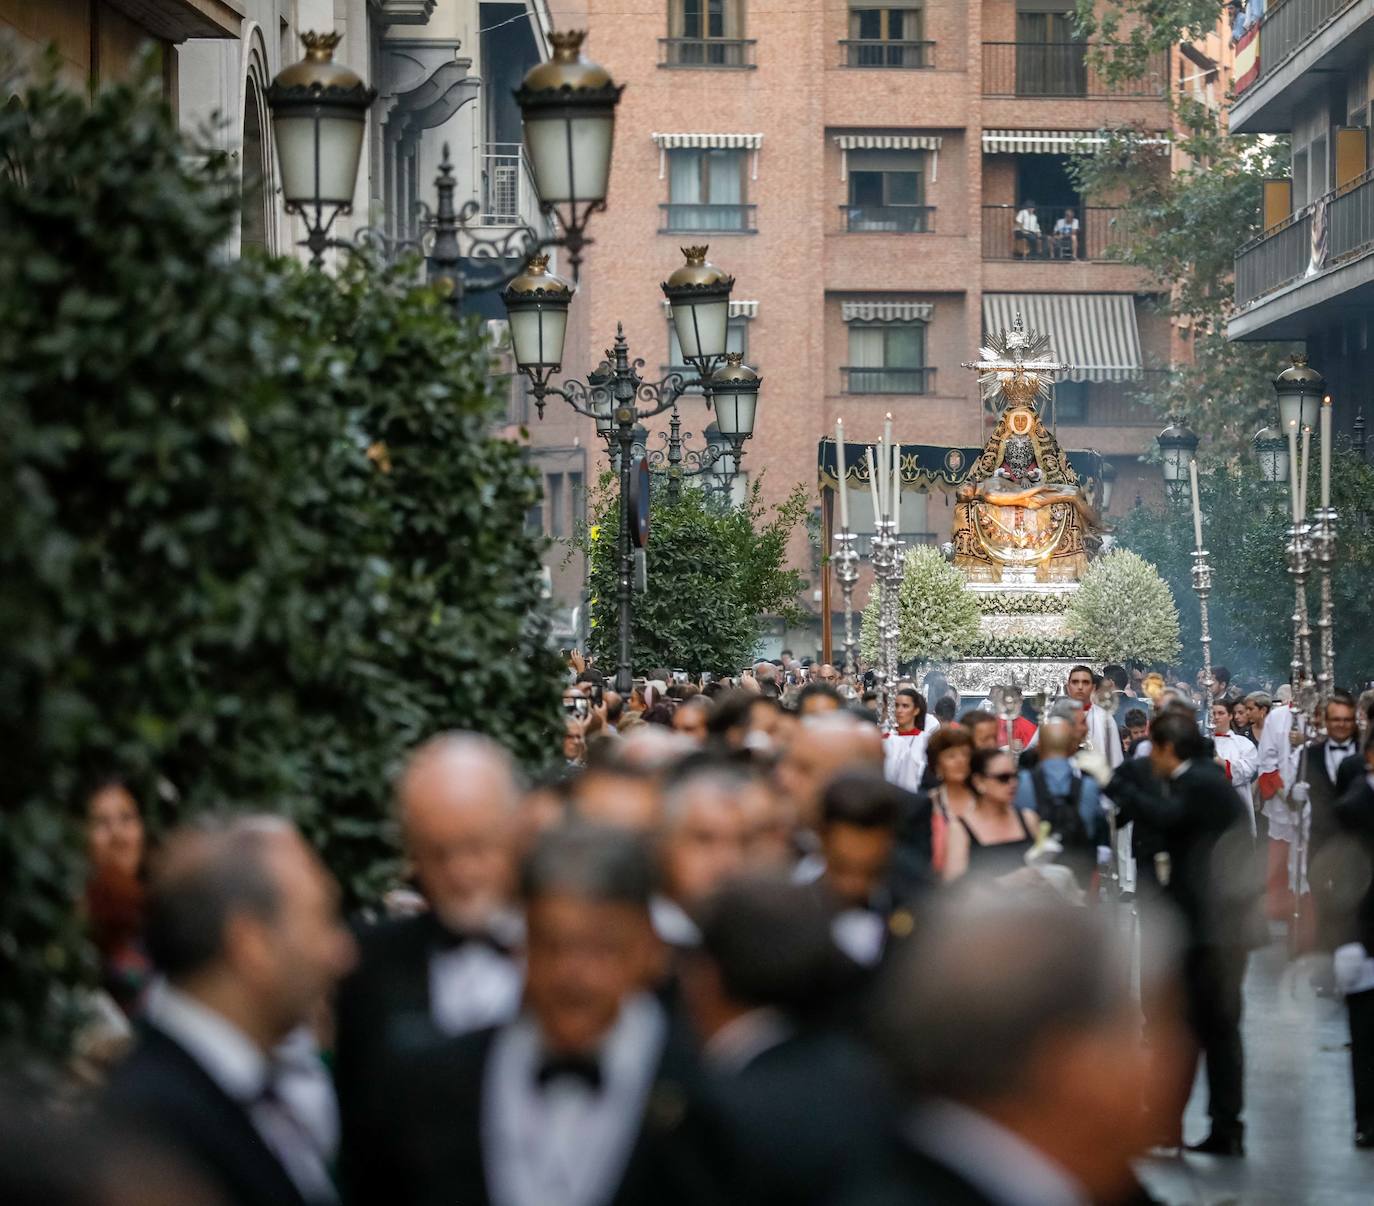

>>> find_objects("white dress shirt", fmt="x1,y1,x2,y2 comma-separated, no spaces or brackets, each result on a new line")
907,1100,1089,1206
429,943,524,1036
483,994,666,1206
1325,738,1358,784
143,984,337,1204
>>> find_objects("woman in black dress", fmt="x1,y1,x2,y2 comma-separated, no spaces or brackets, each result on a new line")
942,747,1041,883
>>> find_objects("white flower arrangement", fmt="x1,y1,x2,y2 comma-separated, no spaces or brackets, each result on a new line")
861,545,982,663
1065,549,1181,665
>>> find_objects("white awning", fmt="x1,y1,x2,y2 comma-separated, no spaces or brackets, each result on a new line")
662,299,759,319
653,132,764,179
981,129,1170,155
834,133,942,182
982,294,1142,383
842,301,934,323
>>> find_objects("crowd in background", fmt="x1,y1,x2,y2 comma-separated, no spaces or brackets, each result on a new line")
11,649,1374,1206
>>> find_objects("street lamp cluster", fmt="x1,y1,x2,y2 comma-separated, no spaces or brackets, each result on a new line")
266,29,763,696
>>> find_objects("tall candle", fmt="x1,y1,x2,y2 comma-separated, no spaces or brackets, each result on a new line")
835,419,849,529
1189,459,1204,550
1300,425,1312,524
891,444,902,529
1320,395,1332,510
865,446,882,524
1287,420,1302,525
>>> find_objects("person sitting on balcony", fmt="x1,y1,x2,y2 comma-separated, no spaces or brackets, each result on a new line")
1052,209,1080,260
1014,200,1042,258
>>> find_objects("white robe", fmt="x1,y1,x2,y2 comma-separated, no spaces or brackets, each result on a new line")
1213,731,1258,833
1257,704,1303,843
883,730,928,793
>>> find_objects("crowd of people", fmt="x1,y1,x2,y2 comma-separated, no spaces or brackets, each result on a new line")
13,651,1374,1206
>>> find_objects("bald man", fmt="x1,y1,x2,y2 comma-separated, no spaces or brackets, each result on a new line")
335,734,524,1148
776,713,884,835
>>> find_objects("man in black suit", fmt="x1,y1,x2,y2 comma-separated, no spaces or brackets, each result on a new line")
333,734,524,1141
679,874,895,1205
1108,709,1263,1156
104,818,358,1206
849,890,1184,1206
1306,692,1361,952
1333,733,1374,1147
348,824,735,1206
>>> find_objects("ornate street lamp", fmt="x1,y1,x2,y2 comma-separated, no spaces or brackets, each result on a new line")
266,32,376,266
708,352,761,447
1273,354,1325,435
1156,415,1199,501
501,255,575,405
1253,425,1290,484
661,246,735,377
516,30,624,277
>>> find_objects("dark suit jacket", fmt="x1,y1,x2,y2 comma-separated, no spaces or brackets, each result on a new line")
834,1143,999,1206
1333,777,1374,951
1306,740,1356,949
1109,757,1260,950
716,1026,897,1206
346,1021,735,1206
104,1025,309,1206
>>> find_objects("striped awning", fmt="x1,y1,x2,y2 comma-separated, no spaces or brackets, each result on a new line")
982,294,1142,383
662,299,759,319
833,134,943,151
652,132,764,149
842,301,934,323
981,129,1170,154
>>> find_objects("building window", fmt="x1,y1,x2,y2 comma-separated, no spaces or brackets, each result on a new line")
547,472,565,538
844,150,929,232
1014,5,1087,96
668,314,749,372
843,321,931,394
664,0,752,66
662,148,755,232
569,471,585,532
1049,380,1088,423
845,6,930,68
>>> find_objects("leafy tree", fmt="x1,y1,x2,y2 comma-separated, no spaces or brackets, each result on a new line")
582,477,808,675
1065,550,1181,665
0,61,560,1060
1113,451,1374,687
1069,1,1295,459
860,545,980,663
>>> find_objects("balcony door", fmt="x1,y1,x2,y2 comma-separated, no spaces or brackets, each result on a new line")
847,149,927,231
670,0,745,64
1015,2,1086,96
667,148,748,231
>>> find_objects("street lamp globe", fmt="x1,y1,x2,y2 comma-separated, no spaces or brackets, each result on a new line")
1156,416,1199,490
661,246,735,371
586,362,616,439
708,353,761,444
515,31,623,272
501,254,574,408
1273,354,1324,434
266,33,375,238
1253,424,1290,484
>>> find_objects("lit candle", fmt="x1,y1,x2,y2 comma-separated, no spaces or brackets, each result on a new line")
1286,420,1301,524
891,443,902,529
865,445,882,524
1320,395,1332,510
1300,425,1312,524
835,419,849,529
1188,459,1204,550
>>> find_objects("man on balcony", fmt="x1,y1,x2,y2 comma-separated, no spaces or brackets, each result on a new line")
1014,200,1043,258
1052,208,1080,260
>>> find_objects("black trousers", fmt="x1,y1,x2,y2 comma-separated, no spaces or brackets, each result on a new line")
1183,945,1249,1136
1350,986,1374,1131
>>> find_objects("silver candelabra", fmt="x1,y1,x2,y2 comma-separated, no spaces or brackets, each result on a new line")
833,528,860,684
1190,547,1216,736
871,513,904,733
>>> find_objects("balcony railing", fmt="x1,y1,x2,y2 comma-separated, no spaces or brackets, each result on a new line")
839,38,934,69
480,142,538,227
1236,169,1374,307
1242,0,1359,94
658,37,757,68
839,204,935,233
659,202,758,233
981,206,1131,260
981,42,1168,98
841,366,937,395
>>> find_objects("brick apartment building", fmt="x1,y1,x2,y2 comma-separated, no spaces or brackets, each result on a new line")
524,1,1217,655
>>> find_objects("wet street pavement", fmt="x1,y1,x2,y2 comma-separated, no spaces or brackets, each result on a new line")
1137,934,1373,1204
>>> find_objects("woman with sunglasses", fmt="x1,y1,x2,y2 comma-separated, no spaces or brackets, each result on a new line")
942,747,1040,882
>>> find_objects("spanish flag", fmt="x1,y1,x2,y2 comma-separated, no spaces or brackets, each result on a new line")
1235,26,1260,95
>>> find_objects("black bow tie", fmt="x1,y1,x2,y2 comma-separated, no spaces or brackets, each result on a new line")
535,1052,603,1093
1331,742,1355,753
433,924,510,956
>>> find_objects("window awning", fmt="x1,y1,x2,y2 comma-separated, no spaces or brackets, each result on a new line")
981,129,1170,155
653,132,763,179
662,299,759,318
982,294,1142,382
842,301,934,323
834,134,942,182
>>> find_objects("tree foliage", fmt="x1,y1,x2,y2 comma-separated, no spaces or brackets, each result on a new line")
1065,550,1182,665
860,545,981,663
582,477,808,675
1113,451,1374,687
0,63,561,1059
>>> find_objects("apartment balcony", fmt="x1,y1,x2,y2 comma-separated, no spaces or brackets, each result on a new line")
658,203,758,234
658,37,757,69
479,143,544,233
981,206,1130,260
1230,0,1374,134
841,366,937,395
981,42,1168,98
839,38,935,69
839,204,935,234
1231,170,1374,340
